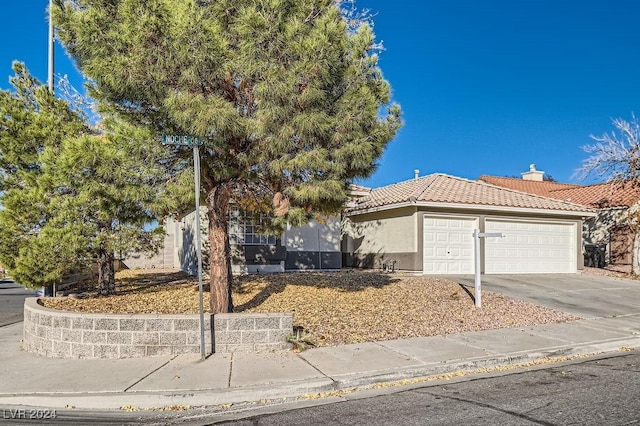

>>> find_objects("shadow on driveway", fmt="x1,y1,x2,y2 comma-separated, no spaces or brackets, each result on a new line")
451,273,640,319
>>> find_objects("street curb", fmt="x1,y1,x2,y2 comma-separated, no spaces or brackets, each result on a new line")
324,337,640,389
0,377,338,411
1,337,637,411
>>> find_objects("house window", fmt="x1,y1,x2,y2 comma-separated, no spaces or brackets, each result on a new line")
228,209,277,245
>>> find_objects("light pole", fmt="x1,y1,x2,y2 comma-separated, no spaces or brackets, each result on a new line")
47,0,54,93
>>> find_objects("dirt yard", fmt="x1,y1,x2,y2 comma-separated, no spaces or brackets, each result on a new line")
42,269,577,347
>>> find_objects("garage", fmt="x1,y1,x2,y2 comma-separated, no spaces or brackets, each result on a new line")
485,219,577,274
344,173,593,274
423,215,476,274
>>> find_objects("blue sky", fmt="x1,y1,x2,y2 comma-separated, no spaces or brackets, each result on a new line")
2,1,639,188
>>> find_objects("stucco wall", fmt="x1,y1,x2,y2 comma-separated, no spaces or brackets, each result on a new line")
342,208,419,270
583,207,627,245
283,217,342,270
344,207,417,254
283,217,340,252
172,209,342,273
171,208,207,276
119,219,178,270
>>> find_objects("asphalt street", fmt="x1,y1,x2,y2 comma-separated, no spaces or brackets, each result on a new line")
0,279,33,327
207,352,640,426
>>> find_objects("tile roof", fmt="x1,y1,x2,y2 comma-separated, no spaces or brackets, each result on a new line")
479,175,640,208
478,175,579,196
348,173,593,214
546,182,640,208
348,183,372,194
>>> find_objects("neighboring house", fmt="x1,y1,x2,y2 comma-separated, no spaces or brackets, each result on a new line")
343,172,595,274
479,165,640,273
164,207,342,275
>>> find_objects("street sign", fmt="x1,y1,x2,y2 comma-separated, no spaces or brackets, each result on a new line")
161,133,207,360
162,134,205,146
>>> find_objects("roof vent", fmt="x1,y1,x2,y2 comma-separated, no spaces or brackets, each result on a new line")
414,169,419,180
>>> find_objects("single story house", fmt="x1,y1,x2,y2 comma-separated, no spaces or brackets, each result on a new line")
126,168,596,276
343,172,595,274
479,164,640,273
162,207,342,275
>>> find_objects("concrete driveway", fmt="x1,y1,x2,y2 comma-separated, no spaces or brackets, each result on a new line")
453,273,640,319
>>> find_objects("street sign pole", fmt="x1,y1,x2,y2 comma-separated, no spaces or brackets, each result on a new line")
193,145,206,360
163,134,206,360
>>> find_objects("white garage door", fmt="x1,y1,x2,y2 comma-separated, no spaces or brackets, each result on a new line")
423,216,476,274
485,219,577,274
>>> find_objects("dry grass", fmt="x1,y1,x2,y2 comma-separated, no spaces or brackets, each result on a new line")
42,269,577,347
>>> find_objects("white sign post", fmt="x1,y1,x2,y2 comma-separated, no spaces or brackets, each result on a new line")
162,134,206,360
472,229,504,308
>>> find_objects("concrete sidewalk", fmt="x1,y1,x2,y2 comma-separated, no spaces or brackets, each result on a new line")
1,313,638,411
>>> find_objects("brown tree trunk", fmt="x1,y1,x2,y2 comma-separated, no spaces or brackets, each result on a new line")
97,244,115,296
207,183,234,313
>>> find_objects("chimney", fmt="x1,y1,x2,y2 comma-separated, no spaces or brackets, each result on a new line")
521,164,544,181
414,169,419,180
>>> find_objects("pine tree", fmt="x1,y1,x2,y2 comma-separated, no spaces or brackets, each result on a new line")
0,63,166,294
0,62,88,290
54,0,402,312
40,128,167,295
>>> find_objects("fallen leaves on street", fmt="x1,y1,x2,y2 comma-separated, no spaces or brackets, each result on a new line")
42,269,577,347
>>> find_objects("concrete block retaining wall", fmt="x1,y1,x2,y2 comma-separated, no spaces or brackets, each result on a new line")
22,298,293,359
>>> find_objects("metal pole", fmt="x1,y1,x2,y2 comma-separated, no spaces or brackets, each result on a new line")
193,146,206,360
473,229,482,308
47,0,54,93
318,228,322,270
44,0,54,298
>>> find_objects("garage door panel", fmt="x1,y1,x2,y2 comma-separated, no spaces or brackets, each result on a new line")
423,216,476,275
436,233,449,242
449,233,461,243
435,247,448,256
486,219,576,274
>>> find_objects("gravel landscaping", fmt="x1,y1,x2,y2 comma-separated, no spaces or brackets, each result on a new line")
41,269,578,347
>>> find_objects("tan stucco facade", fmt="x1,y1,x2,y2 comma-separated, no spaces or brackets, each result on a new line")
343,207,420,270
344,207,417,253
345,204,587,273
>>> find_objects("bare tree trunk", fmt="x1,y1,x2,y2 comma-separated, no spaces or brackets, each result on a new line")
97,244,115,296
207,184,233,313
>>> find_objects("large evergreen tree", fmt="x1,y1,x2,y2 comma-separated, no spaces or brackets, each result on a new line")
54,0,401,312
0,63,165,294
40,128,167,295
0,62,88,290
